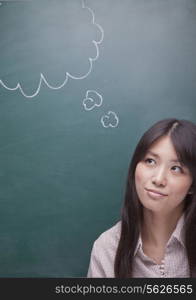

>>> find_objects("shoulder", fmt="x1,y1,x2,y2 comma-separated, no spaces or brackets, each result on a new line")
93,221,121,252
88,221,121,277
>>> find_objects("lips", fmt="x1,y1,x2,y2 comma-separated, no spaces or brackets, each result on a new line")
145,188,168,200
145,188,168,196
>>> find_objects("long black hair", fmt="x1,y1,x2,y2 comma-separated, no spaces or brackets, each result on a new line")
114,118,196,277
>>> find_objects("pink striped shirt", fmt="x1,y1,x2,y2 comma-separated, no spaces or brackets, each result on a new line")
87,214,189,277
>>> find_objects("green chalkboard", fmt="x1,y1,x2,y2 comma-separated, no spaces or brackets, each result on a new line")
0,0,196,277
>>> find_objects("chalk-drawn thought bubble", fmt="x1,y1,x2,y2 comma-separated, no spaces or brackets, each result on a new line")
101,111,119,128
0,0,104,98
83,90,103,111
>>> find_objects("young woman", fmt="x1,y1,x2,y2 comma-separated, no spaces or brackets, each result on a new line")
87,118,196,278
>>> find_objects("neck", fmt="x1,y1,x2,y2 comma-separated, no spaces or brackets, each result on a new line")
141,209,183,248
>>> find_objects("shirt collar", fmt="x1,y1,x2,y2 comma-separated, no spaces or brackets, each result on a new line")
168,212,185,248
134,235,142,256
134,213,186,256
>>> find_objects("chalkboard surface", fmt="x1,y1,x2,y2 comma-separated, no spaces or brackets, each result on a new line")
0,0,196,277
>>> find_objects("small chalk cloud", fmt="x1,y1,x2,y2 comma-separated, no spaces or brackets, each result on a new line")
101,111,119,128
83,90,103,111
0,0,104,98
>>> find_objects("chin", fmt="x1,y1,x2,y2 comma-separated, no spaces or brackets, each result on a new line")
142,201,164,213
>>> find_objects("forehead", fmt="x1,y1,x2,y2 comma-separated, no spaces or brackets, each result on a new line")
146,136,178,160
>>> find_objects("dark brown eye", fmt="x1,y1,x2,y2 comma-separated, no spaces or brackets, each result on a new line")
171,166,183,173
145,158,155,165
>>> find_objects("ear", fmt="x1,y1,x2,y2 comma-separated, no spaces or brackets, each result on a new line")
188,183,194,195
188,190,193,195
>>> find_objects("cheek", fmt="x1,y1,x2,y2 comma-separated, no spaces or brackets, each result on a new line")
168,175,193,205
135,163,146,188
135,164,142,183
135,163,150,181
172,180,192,197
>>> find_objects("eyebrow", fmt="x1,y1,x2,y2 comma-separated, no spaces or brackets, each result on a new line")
146,150,182,163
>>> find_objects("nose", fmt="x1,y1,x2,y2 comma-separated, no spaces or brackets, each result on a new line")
152,166,167,187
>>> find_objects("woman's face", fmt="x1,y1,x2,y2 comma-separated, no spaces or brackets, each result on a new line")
135,135,193,215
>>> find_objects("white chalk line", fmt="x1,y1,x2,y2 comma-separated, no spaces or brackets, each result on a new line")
101,111,119,128
0,0,104,98
83,89,103,111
